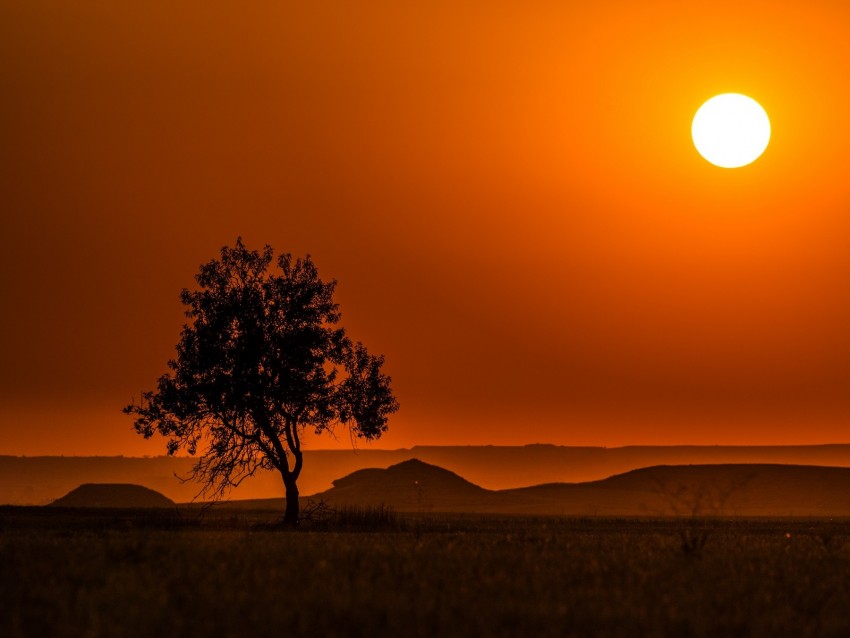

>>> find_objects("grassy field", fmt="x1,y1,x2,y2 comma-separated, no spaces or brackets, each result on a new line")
2,507,850,637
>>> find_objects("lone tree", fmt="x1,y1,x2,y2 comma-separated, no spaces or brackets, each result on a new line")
124,238,399,524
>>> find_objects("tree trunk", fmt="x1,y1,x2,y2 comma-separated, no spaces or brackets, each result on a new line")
283,476,299,525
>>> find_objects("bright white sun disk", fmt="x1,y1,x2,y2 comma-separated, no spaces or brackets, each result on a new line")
692,94,770,168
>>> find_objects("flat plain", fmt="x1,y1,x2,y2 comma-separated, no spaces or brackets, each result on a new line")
2,507,850,637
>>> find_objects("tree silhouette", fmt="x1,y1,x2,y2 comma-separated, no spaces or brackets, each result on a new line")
124,238,399,524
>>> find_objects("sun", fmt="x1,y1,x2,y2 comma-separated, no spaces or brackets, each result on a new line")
692,94,771,168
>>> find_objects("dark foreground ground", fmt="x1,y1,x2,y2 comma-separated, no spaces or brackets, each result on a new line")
2,507,850,637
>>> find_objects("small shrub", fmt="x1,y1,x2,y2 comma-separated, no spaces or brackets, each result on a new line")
299,499,337,526
680,525,709,557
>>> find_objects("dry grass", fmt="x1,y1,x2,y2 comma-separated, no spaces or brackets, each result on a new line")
2,508,850,637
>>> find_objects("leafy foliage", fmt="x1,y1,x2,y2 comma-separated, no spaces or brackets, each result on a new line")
125,238,399,520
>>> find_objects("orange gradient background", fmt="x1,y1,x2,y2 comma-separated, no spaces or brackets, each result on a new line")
3,0,850,454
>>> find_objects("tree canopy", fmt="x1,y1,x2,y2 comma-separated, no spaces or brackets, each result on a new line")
124,238,399,523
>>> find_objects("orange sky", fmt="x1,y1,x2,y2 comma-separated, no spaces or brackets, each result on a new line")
3,0,850,455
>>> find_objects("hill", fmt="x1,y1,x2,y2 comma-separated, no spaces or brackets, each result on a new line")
313,459,491,511
5,444,850,505
311,460,850,516
50,484,175,508
575,464,850,516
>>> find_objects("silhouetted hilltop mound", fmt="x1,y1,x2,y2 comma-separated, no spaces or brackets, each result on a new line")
314,458,492,511
50,483,175,508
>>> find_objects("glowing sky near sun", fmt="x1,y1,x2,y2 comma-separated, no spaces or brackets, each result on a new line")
3,0,850,454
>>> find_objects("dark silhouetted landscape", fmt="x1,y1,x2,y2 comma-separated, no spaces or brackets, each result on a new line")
310,459,850,517
6,444,850,506
44,459,850,518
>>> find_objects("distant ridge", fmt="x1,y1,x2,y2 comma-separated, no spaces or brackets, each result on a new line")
310,460,850,516
575,463,850,516
51,484,175,509
6,444,850,505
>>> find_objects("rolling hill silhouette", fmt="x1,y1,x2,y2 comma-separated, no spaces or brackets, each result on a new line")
309,460,850,516
315,459,490,511
50,484,175,508
7,445,850,504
